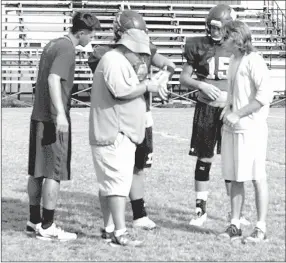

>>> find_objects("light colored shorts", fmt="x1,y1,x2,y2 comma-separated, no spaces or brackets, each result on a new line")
91,133,136,197
221,126,268,182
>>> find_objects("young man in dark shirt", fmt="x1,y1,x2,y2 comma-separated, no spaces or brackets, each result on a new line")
26,12,100,241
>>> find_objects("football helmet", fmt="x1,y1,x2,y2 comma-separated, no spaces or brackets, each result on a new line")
206,4,237,40
113,10,147,41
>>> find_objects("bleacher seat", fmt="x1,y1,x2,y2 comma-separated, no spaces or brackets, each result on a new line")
2,0,285,103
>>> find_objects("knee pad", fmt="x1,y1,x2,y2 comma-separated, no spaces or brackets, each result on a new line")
195,160,211,181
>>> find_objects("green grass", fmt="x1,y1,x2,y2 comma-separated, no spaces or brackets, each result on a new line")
1,108,285,261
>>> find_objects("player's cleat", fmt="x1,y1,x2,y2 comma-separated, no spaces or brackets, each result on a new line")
227,212,250,226
25,221,41,236
243,227,268,244
36,223,77,242
133,216,156,230
100,228,113,242
189,212,207,227
217,224,242,241
109,231,143,247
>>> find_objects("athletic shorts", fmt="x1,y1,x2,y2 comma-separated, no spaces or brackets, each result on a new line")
189,101,223,159
91,133,136,197
221,126,268,182
28,119,72,181
134,126,153,170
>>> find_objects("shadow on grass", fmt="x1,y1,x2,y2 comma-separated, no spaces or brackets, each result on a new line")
1,190,103,239
2,191,222,238
146,205,222,235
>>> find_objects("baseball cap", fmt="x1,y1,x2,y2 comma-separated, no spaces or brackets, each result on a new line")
117,28,151,55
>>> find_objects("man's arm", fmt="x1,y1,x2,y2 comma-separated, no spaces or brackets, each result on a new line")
151,53,176,72
48,73,69,132
116,71,169,100
180,63,221,100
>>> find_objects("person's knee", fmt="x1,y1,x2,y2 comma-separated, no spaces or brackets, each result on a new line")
252,178,268,189
195,159,212,182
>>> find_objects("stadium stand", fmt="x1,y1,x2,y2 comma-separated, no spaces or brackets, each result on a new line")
1,0,285,106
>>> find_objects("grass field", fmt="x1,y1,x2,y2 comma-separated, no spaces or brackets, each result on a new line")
1,107,285,262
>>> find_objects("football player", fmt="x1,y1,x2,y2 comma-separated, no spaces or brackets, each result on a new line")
180,4,249,226
88,10,176,233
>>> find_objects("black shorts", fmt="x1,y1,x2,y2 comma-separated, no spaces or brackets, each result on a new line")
189,101,223,159
134,126,153,170
28,119,72,181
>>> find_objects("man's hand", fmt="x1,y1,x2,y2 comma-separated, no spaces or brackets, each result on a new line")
146,70,169,92
199,82,221,101
220,105,230,120
223,112,240,128
158,84,169,101
56,113,69,133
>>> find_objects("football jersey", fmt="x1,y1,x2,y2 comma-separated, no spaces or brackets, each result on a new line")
88,42,157,111
183,36,232,105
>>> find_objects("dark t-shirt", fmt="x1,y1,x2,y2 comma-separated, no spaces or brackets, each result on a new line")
183,36,232,103
31,37,76,122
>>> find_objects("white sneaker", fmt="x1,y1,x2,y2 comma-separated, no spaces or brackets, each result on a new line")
189,213,207,227
227,212,250,226
25,221,41,236
239,216,250,226
36,223,77,242
133,217,156,230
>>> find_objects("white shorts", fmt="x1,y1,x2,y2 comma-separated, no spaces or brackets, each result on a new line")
91,133,136,197
221,126,268,182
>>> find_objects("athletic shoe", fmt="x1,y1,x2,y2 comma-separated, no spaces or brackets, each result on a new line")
100,228,113,242
25,221,41,236
217,224,242,241
243,227,268,243
36,223,77,242
189,213,207,227
227,212,250,226
109,231,143,247
133,216,156,230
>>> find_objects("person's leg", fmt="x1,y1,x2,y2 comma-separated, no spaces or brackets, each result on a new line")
41,178,60,229
99,191,114,229
190,157,212,226
99,191,115,241
244,178,269,243
108,195,127,232
26,120,44,234
230,181,245,227
218,181,244,241
36,123,77,241
27,176,43,224
130,126,156,230
253,178,269,228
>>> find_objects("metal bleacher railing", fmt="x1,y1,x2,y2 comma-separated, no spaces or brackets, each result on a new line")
1,0,285,107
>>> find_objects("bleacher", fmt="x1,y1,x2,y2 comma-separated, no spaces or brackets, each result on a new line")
2,0,285,105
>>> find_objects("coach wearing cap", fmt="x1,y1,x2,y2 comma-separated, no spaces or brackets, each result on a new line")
89,28,168,245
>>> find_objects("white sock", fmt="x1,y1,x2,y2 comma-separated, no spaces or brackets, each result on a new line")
114,228,127,237
105,224,115,233
256,221,266,233
196,191,209,201
231,218,241,229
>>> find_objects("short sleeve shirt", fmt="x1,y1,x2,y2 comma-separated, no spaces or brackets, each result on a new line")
31,37,75,122
89,49,146,146
225,52,273,132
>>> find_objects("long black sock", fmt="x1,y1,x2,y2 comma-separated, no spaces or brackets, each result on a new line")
29,205,41,224
131,198,147,220
42,208,55,229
